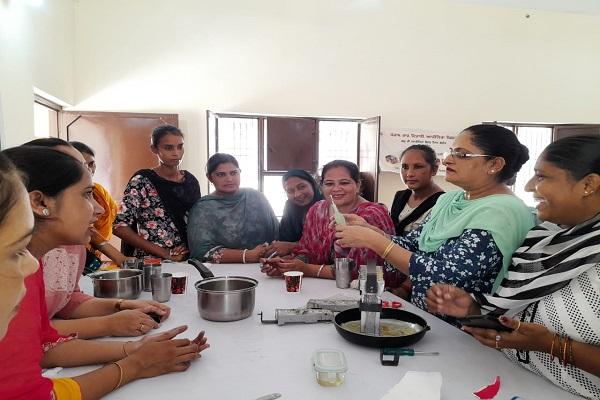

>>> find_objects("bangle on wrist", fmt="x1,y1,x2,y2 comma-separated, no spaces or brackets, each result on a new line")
111,361,124,391
316,264,325,278
122,341,131,357
115,299,125,312
382,240,395,259
242,249,248,264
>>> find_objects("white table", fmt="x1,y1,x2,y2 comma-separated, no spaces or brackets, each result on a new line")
64,263,577,400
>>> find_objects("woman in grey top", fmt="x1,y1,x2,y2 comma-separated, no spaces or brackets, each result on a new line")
187,153,278,263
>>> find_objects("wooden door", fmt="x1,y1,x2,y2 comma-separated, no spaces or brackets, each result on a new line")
60,111,178,201
358,116,381,202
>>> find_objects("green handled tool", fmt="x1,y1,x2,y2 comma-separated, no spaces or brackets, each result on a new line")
380,348,439,366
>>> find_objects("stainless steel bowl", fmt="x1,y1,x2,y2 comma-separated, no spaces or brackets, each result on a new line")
195,276,257,322
90,269,143,299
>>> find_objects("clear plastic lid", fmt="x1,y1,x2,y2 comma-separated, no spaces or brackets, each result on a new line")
312,349,348,373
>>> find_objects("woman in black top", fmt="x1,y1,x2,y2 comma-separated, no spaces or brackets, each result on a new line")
390,145,444,236
114,125,201,260
268,169,323,256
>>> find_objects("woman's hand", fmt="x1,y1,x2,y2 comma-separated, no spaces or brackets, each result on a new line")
259,257,284,277
425,284,479,317
121,300,171,321
462,316,554,353
125,326,210,378
247,243,269,262
107,310,160,337
265,241,296,257
335,225,382,250
274,258,307,274
169,246,189,262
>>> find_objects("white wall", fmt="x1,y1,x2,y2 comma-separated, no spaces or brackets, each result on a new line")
66,0,600,206
0,0,75,148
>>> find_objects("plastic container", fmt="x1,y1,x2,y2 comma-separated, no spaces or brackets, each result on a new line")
312,349,348,387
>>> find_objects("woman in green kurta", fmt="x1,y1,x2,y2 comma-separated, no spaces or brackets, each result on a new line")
187,153,278,263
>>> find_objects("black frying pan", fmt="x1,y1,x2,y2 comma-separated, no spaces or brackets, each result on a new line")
334,307,430,348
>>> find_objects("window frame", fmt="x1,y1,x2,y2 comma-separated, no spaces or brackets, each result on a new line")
34,94,62,138
207,111,362,191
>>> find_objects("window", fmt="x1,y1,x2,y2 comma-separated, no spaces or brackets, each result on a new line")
214,117,259,190
513,126,553,207
491,123,555,207
318,120,359,167
33,95,61,138
208,112,361,217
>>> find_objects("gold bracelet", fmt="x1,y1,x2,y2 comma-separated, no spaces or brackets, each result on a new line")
562,335,569,367
115,299,125,312
122,341,132,357
550,333,558,361
316,264,325,278
111,361,124,391
381,241,395,259
568,336,574,366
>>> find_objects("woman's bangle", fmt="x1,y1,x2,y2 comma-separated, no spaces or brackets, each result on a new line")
382,240,395,259
562,336,570,367
111,361,124,391
568,336,574,366
550,333,559,361
122,341,132,357
242,249,248,264
316,264,325,278
115,299,125,312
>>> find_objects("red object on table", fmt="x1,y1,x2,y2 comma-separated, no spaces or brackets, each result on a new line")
473,376,501,399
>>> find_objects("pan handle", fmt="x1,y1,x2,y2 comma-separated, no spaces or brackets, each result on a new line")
187,259,215,278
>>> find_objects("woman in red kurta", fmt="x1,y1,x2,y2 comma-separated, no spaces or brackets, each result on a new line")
262,160,404,289
0,146,209,400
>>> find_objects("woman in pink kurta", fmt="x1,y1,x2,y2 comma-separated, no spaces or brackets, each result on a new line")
261,160,405,289
42,245,92,319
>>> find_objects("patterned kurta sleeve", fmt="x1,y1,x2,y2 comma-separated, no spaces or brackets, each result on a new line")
393,223,424,252
343,203,396,267
346,203,407,289
294,202,329,264
402,229,502,311
114,175,144,230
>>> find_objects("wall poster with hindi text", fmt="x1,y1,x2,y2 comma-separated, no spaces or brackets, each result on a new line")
379,128,456,174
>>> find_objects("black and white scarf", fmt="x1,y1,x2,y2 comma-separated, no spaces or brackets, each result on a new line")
477,213,600,314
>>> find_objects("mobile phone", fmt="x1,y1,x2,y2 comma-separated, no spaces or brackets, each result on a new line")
458,315,514,332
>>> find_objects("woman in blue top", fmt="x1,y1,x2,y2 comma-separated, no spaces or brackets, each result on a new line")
335,124,535,322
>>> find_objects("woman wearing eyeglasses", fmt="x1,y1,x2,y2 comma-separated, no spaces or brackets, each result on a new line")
187,153,279,263
335,124,535,324
114,125,201,261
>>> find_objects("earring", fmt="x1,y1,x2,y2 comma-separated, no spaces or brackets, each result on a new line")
42,208,50,216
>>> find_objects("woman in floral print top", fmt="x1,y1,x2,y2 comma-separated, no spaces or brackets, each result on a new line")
114,125,200,260
335,125,535,324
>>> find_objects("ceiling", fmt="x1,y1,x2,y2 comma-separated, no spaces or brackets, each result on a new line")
451,0,600,15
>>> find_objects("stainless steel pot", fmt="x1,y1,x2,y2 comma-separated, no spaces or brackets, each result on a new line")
189,259,257,322
89,269,143,299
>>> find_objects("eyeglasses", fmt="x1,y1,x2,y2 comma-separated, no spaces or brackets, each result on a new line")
443,148,493,160
213,169,240,178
